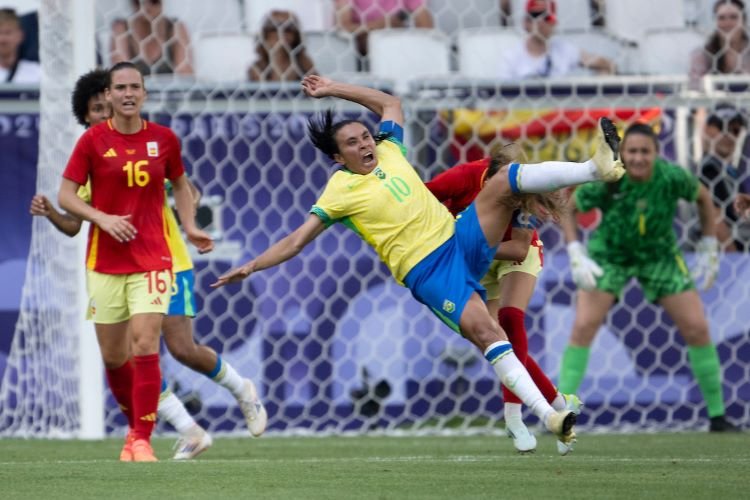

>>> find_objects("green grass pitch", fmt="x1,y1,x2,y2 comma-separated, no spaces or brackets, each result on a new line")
1,432,748,499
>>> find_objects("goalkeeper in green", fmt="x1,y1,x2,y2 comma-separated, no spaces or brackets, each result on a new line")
559,122,739,432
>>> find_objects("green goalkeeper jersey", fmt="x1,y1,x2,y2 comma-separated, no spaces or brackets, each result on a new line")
575,157,699,266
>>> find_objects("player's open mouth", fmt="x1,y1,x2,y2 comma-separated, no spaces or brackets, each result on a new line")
362,152,374,163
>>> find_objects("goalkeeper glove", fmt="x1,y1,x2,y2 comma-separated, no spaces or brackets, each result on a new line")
567,241,603,291
692,236,719,291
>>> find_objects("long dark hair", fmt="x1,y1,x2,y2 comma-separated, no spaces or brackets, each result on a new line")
307,110,389,161
705,0,749,74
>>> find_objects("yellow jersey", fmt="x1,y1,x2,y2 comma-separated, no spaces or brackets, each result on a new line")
311,139,454,283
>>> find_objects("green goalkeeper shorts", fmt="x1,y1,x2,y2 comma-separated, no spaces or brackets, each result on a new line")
591,249,695,302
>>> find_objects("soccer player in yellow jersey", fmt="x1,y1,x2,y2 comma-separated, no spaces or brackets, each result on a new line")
213,75,626,447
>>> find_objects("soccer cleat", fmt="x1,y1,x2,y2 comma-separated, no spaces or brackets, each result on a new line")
131,439,158,462
505,419,537,454
555,394,583,456
563,393,583,415
545,409,577,445
591,117,625,182
238,378,268,437
709,415,742,432
173,425,213,460
119,429,135,462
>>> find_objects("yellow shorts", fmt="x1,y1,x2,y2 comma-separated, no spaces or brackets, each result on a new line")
86,269,173,324
480,240,544,301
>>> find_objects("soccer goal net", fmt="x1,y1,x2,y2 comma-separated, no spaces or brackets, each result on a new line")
2,0,749,439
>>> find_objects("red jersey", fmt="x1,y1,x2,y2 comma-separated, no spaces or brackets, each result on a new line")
63,119,185,274
425,158,539,245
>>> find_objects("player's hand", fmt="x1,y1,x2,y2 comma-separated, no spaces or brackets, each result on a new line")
96,213,137,243
185,228,214,254
693,236,719,291
211,261,255,288
30,194,52,217
301,75,334,98
733,193,750,219
567,241,603,291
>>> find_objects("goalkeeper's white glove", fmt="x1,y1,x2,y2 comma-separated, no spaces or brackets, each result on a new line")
567,241,603,291
692,236,719,291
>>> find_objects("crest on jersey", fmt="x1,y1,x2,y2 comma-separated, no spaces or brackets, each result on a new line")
442,299,455,314
147,141,159,157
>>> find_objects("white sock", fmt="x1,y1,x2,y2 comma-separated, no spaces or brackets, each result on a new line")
211,357,245,398
551,392,566,411
485,341,555,424
504,402,524,428
511,160,597,193
158,388,197,434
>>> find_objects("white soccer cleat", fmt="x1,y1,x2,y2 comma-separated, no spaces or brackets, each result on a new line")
591,117,625,182
239,378,268,437
545,409,577,445
506,419,537,454
557,438,575,456
556,394,583,455
173,425,213,460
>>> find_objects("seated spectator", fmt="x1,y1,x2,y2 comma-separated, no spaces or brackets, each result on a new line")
110,0,193,76
0,8,40,83
690,0,750,89
500,0,614,79
334,0,434,64
698,103,749,251
248,10,316,82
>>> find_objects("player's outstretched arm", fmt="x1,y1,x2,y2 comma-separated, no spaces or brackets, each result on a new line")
172,174,213,254
301,75,403,125
30,194,83,237
58,178,136,243
211,215,326,288
494,227,533,262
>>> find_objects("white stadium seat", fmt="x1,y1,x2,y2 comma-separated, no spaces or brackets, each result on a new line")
368,29,452,93
604,0,686,42
194,32,255,82
457,27,523,79
638,28,705,75
303,31,358,75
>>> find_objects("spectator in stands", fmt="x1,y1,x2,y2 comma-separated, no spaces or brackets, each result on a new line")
698,103,749,251
500,0,614,79
110,0,194,76
248,10,316,82
690,0,750,89
0,8,40,83
334,0,434,67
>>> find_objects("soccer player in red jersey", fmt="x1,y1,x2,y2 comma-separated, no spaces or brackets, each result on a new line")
58,62,213,462
426,145,581,455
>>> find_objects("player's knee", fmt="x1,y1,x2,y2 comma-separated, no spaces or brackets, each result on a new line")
164,338,194,364
681,318,710,345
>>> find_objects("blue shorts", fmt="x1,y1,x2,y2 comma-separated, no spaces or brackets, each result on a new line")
168,269,196,317
403,203,496,333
